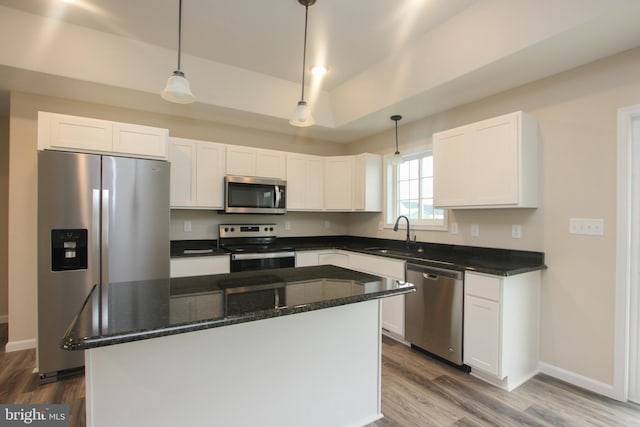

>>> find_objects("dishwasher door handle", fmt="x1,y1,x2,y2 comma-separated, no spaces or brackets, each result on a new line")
423,273,439,280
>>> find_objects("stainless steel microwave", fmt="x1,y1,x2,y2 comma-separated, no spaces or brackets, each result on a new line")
224,176,286,214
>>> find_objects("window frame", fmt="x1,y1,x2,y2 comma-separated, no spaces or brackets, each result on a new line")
384,149,448,231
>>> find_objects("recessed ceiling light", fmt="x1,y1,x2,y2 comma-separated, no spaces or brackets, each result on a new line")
311,65,327,77
62,0,76,3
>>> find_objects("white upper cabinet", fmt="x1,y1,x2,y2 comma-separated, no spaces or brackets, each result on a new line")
324,153,382,212
38,112,168,160
169,137,226,209
226,146,286,179
286,153,324,211
354,153,382,211
324,156,355,210
433,111,538,208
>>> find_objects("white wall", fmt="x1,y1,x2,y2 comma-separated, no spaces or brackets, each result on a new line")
347,47,640,387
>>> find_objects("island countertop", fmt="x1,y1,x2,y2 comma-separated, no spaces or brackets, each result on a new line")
62,265,415,351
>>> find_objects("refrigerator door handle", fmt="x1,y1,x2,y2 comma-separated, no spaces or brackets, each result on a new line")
92,189,101,285
101,189,110,284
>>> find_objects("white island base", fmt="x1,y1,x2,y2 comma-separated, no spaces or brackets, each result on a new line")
85,300,383,427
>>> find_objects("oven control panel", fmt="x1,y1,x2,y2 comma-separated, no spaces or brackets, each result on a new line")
219,224,277,239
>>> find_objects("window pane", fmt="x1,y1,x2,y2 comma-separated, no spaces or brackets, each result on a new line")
422,156,433,177
398,200,410,216
409,179,419,199
421,199,435,219
398,181,410,200
398,162,410,181
409,159,419,179
421,177,433,198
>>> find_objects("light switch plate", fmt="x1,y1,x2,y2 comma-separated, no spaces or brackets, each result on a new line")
569,218,604,236
470,224,479,237
183,221,192,232
285,221,291,230
450,223,458,234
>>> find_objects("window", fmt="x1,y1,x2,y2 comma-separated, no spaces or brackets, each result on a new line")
385,151,447,230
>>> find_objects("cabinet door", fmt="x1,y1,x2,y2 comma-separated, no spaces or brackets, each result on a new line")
433,126,471,207
295,251,321,267
464,295,501,377
256,149,286,179
113,123,168,159
170,256,230,278
470,115,518,205
46,113,113,152
196,143,225,208
324,156,354,210
169,139,197,207
226,146,256,176
286,154,324,210
353,153,382,212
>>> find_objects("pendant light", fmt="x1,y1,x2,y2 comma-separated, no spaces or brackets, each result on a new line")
290,0,316,127
391,115,403,165
161,0,195,104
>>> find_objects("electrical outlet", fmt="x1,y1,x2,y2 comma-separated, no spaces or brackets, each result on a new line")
324,220,331,229
183,221,192,232
285,221,291,230
450,223,458,234
470,224,479,237
512,224,522,239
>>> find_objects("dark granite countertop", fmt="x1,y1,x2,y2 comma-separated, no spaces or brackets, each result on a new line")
170,236,546,276
62,265,415,351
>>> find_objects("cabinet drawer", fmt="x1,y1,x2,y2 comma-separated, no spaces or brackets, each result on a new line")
465,272,501,301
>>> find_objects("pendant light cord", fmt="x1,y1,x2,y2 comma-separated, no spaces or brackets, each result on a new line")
177,0,183,71
395,120,399,152
299,3,309,102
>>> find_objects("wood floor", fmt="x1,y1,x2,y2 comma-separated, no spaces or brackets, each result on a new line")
2,323,640,427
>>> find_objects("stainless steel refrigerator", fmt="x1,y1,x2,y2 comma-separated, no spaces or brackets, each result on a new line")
37,150,170,383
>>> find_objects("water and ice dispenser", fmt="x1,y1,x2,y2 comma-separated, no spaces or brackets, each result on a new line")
50,229,88,271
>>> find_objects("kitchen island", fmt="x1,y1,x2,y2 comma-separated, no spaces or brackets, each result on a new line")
63,265,415,427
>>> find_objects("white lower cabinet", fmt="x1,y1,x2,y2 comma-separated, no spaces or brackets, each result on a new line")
170,256,230,278
463,270,541,391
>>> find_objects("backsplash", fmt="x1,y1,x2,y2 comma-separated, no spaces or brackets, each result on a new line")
170,210,349,240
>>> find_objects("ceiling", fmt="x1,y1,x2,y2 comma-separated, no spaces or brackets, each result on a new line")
0,0,639,142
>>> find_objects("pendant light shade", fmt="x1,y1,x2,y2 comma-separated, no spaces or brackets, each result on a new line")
161,0,195,104
290,0,316,127
391,115,403,165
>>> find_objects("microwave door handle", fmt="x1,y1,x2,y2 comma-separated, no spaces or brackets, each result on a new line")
274,185,281,208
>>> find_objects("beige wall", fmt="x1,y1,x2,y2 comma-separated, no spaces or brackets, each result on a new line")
7,47,640,388
347,47,640,385
0,114,8,321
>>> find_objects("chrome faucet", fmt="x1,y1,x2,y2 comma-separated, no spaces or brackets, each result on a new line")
393,215,411,247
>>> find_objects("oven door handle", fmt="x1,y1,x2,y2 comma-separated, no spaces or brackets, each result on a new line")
231,251,295,261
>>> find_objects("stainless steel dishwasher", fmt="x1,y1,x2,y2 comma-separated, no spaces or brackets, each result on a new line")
405,263,465,366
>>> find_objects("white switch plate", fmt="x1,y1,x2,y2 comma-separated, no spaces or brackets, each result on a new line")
450,223,458,234
470,224,479,237
183,220,192,232
284,221,291,230
324,220,331,229
569,218,604,235
512,224,522,239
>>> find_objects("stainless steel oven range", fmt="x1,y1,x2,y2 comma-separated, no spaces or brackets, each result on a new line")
218,223,295,272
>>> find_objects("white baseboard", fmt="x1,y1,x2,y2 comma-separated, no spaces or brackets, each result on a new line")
0,314,7,324
5,338,37,352
538,361,619,400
